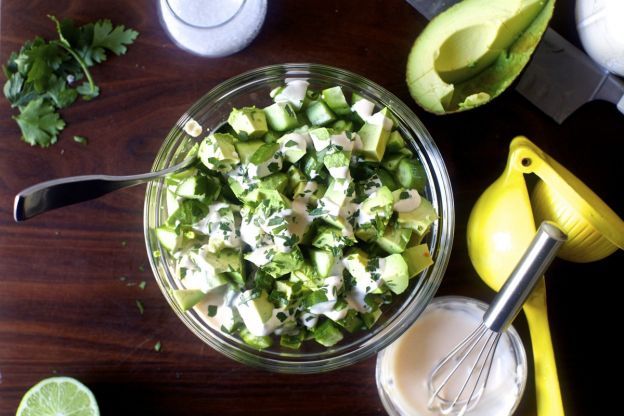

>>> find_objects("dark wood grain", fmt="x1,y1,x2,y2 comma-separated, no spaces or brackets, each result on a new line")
1,1,622,415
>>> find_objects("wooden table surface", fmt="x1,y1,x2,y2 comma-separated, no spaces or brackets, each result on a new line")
1,1,622,415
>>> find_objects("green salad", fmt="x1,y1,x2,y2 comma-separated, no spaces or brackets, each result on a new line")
156,80,437,349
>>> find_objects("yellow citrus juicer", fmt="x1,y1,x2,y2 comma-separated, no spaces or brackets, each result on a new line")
467,136,623,416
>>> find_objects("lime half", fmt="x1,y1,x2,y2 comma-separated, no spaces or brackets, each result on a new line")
16,377,99,416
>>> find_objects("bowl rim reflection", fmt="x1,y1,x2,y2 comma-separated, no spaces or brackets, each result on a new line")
144,63,455,373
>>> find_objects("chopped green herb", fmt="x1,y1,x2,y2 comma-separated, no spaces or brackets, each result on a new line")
138,264,145,272
73,135,87,145
138,281,146,290
135,300,144,315
207,305,218,317
2,16,138,147
154,341,161,352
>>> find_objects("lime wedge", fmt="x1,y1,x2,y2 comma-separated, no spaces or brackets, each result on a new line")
17,376,99,416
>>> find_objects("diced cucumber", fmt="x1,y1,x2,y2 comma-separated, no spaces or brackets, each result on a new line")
313,319,344,347
396,158,427,193
332,119,354,132
306,101,336,126
321,86,351,115
240,328,273,349
381,153,407,172
335,309,363,333
310,249,335,278
264,102,299,131
361,309,382,329
280,331,305,349
155,226,180,252
387,130,406,153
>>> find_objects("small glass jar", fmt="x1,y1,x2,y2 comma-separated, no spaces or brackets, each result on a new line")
158,0,267,57
376,296,528,415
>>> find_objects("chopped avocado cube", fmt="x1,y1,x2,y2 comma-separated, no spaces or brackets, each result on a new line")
275,280,296,300
172,289,206,311
377,223,413,254
321,86,351,115
310,249,335,278
155,226,180,252
234,140,264,164
323,177,354,208
403,243,434,278
357,186,394,238
397,158,427,193
387,130,406,153
313,319,344,347
277,132,307,163
312,225,354,254
306,101,336,126
397,197,438,237
308,127,332,151
303,289,329,309
261,246,304,278
380,254,409,294
357,122,390,162
259,172,289,194
264,102,299,131
335,309,363,333
280,331,305,349
240,327,273,349
198,133,240,173
291,262,322,290
343,251,369,279
227,107,268,140
286,165,306,196
248,142,283,179
301,151,326,179
377,107,398,130
323,149,351,179
237,289,274,334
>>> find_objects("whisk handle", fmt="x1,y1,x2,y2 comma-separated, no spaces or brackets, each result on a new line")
483,221,567,332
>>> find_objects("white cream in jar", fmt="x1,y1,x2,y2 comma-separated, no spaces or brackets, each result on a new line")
376,296,527,416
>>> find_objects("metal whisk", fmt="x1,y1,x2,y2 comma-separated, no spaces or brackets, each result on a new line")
428,221,567,415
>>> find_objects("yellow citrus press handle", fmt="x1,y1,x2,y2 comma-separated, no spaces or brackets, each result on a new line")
523,279,564,416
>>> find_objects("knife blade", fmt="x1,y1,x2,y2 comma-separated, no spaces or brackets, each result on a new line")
405,0,624,123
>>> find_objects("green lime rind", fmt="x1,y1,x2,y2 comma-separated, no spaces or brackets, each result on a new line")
16,376,99,416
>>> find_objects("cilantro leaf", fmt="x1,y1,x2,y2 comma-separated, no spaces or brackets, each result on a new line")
13,98,65,147
92,19,139,57
44,74,77,108
22,41,62,93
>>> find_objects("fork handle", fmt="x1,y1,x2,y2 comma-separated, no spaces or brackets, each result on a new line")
14,175,148,222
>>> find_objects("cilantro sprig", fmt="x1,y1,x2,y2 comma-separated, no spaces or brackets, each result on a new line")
2,16,138,147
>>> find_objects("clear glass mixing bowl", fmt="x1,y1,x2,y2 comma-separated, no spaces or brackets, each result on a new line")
144,63,454,373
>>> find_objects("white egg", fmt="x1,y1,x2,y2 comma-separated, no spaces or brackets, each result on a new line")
576,0,624,76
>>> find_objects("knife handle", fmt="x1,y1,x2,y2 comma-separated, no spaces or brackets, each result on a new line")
594,73,624,114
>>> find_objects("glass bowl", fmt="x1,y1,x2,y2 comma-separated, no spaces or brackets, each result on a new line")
144,63,454,373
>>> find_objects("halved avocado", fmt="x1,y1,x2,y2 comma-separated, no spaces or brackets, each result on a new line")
406,0,555,114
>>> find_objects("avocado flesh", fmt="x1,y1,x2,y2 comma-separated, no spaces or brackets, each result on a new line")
407,0,555,114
